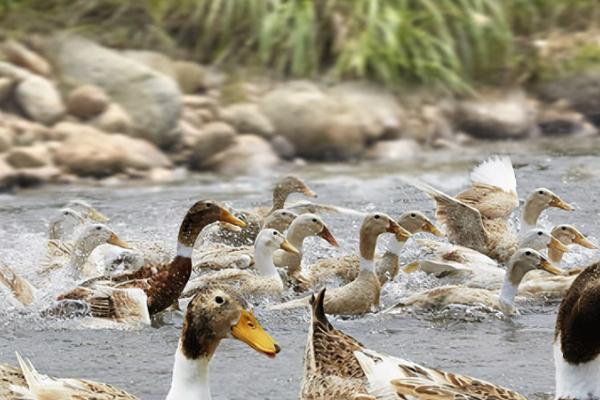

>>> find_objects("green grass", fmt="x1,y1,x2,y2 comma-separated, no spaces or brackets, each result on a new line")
0,0,598,91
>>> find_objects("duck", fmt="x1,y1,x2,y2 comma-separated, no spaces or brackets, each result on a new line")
386,248,562,315
183,229,300,299
415,227,570,289
204,176,317,246
549,224,597,263
307,211,441,286
270,213,407,316
65,199,109,223
40,223,131,280
520,188,574,231
0,284,279,399
300,288,526,400
407,156,572,262
0,261,36,306
55,200,246,324
192,210,300,272
47,208,85,242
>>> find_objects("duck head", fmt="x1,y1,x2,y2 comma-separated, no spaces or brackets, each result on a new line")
398,210,443,237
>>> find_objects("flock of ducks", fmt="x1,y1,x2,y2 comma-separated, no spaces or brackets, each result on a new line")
0,158,599,399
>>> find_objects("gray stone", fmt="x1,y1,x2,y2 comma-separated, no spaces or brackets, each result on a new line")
220,103,274,138
15,76,65,124
204,134,280,175
66,85,109,119
42,35,182,147
90,103,134,134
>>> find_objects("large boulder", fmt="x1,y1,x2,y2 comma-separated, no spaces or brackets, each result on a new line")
66,85,109,119
204,134,279,175
52,123,171,177
15,75,65,124
537,72,600,126
453,90,538,139
220,103,274,138
259,81,368,160
120,50,177,79
1,40,52,77
42,36,182,147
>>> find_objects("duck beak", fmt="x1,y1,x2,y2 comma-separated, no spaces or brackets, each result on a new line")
550,196,574,211
302,187,317,198
423,221,444,237
574,233,598,249
219,209,247,228
548,236,570,253
106,232,131,249
540,258,563,276
318,226,338,247
280,239,300,255
232,310,280,358
88,208,109,223
388,220,411,237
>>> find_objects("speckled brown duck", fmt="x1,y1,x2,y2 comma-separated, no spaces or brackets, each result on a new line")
1,285,279,399
56,200,246,324
301,288,528,400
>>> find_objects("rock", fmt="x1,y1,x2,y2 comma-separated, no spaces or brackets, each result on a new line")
52,124,171,177
204,134,280,175
537,72,600,126
0,158,17,189
66,85,109,119
174,61,207,94
329,82,404,141
189,122,236,168
0,127,14,152
120,50,177,79
220,103,274,138
15,76,65,124
0,77,14,103
2,40,52,77
270,135,296,159
8,118,55,144
453,90,538,139
183,95,218,112
0,61,33,81
259,81,368,160
15,165,62,187
42,35,182,147
365,139,420,162
181,108,205,129
5,144,51,168
538,103,598,136
90,103,134,134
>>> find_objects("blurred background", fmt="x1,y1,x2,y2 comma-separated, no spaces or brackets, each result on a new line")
0,0,599,190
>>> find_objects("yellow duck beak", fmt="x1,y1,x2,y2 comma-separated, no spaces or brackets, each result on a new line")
106,232,131,249
550,196,574,211
219,209,247,228
388,220,412,239
301,186,317,198
540,258,563,276
574,233,598,249
548,236,570,253
231,310,280,358
424,221,444,237
280,238,300,255
318,226,338,247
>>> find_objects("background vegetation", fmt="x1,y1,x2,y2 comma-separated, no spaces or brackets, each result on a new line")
0,0,598,91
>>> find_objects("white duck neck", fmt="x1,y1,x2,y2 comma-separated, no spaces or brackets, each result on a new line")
554,340,600,400
167,344,211,400
67,234,99,273
254,243,281,280
386,237,405,256
177,241,193,258
498,274,518,312
521,199,544,229
285,224,308,255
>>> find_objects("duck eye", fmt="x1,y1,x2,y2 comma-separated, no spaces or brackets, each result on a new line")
205,203,212,208
63,211,69,215
410,213,416,218
562,226,566,231
312,218,317,223
538,190,544,195
525,251,531,256
272,231,277,236
537,231,543,236
96,226,102,231
215,296,224,304
374,215,380,219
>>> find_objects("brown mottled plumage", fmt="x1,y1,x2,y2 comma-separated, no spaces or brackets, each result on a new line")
56,201,246,323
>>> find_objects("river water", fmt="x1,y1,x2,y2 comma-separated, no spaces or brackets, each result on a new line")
1,137,599,399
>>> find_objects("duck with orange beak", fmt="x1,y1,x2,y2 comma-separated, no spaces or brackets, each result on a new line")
0,285,279,399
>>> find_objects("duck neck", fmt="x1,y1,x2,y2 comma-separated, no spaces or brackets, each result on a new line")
359,228,378,273
177,241,193,259
386,237,405,257
498,262,529,313
286,225,308,255
268,186,289,215
522,199,544,228
549,247,566,264
255,245,281,280
67,236,98,274
167,344,211,400
554,339,600,400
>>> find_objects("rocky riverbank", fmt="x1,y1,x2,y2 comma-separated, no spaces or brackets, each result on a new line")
0,34,599,190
